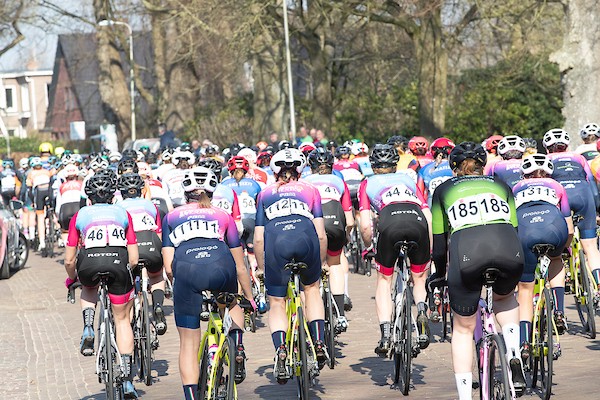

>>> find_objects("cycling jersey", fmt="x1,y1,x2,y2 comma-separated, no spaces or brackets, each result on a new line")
0,169,18,205
154,163,175,181
488,158,522,189
56,180,83,230
415,154,434,168
116,198,162,233
417,160,453,205
212,184,241,222
161,168,187,207
353,156,374,177
358,173,427,213
512,178,571,282
255,180,323,297
396,154,419,173
574,143,599,161
221,177,262,219
246,167,269,187
26,168,51,189
146,178,173,219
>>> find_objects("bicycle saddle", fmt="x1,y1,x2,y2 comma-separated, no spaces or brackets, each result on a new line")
532,244,555,257
394,241,418,252
481,268,501,286
284,262,308,274
216,292,237,307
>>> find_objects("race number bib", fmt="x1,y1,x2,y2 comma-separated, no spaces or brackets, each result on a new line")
130,212,157,231
168,219,220,247
428,176,451,195
238,192,256,214
447,193,511,229
212,199,233,214
316,185,341,201
84,224,127,248
514,187,558,208
265,198,313,220
381,185,420,206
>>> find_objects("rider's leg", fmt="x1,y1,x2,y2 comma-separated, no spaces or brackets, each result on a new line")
452,313,476,400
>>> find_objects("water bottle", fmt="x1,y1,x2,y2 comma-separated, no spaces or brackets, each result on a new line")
257,293,267,314
207,343,218,367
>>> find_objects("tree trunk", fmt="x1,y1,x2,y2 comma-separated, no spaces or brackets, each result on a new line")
414,9,447,138
303,30,334,132
550,0,600,147
94,0,132,146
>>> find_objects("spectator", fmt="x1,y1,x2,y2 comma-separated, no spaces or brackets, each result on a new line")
309,128,317,141
202,139,213,149
295,126,313,146
314,129,328,146
191,139,201,157
158,123,177,149
269,132,280,149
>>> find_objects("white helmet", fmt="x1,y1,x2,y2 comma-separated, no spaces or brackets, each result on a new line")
161,148,174,161
543,128,570,148
90,157,109,171
497,135,526,155
63,163,79,177
19,158,29,169
237,148,257,165
580,123,600,139
109,151,122,163
172,150,195,166
72,154,83,164
351,142,369,156
521,154,554,175
270,148,306,174
181,166,218,193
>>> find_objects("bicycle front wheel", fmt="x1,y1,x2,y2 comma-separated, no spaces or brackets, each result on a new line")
576,250,596,338
212,336,236,400
484,334,511,400
142,291,153,386
198,340,210,398
532,287,553,400
394,285,412,395
324,290,335,369
297,306,311,399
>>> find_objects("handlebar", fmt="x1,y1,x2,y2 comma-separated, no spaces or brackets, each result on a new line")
67,281,82,304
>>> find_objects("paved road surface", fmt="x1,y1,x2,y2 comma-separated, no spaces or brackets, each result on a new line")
1,251,599,399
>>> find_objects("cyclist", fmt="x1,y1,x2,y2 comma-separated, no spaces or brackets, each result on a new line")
305,148,354,333
351,142,374,177
18,158,35,241
483,134,503,171
116,172,167,335
155,148,175,181
162,150,195,207
523,138,538,156
253,148,328,380
359,144,432,354
0,159,19,206
27,156,52,252
512,154,573,361
487,135,526,188
238,148,270,186
408,136,434,168
257,151,275,180
543,129,600,292
387,135,419,175
55,163,83,248
63,169,140,398
138,161,173,219
574,123,600,161
429,142,526,398
417,137,455,207
162,166,254,399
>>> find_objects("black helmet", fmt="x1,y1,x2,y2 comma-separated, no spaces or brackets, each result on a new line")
117,173,145,198
118,158,139,175
180,142,191,152
523,138,537,149
85,169,117,203
369,144,399,168
449,141,487,169
122,149,138,160
308,148,334,170
326,140,338,150
335,145,351,158
198,158,223,176
387,135,409,148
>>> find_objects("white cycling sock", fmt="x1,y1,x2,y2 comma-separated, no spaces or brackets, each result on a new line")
502,323,521,362
455,372,473,400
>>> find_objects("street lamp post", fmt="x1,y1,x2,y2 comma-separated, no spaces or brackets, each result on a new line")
98,19,136,142
282,0,296,143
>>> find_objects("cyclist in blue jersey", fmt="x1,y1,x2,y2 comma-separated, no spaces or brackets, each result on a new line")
488,135,526,189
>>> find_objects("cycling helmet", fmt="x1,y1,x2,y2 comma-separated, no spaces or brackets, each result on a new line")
256,151,273,167
122,149,138,160
497,135,526,155
256,141,268,151
430,137,456,156
449,142,487,169
228,143,242,157
308,148,334,169
161,148,174,161
89,156,109,171
326,140,338,150
2,159,14,169
387,135,409,149
72,154,83,164
205,145,219,157
85,169,117,202
521,154,554,176
172,150,195,166
580,123,600,139
118,158,139,175
63,163,79,177
19,158,29,169
117,172,145,195
299,142,316,155
408,136,429,155
543,128,570,148
179,142,191,152
351,142,369,156
485,135,503,153
182,166,219,193
109,151,122,163
227,156,250,173
278,140,293,151
54,147,65,157
29,157,42,168
237,148,257,165
39,142,53,154
270,148,306,174
197,158,224,176
369,144,399,168
139,145,150,154
335,146,351,158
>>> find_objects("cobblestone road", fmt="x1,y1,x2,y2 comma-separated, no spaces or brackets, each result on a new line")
1,251,599,399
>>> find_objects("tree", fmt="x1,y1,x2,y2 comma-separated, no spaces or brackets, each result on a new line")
0,1,26,58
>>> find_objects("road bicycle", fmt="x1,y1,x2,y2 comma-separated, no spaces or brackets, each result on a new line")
474,268,517,400
566,217,597,338
346,222,368,275
429,278,452,342
321,267,341,370
42,194,59,258
281,261,320,399
529,244,562,400
132,260,158,386
197,292,239,400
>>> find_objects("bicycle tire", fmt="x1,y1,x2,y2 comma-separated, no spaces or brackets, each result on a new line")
532,288,553,400
324,290,335,369
45,212,55,258
353,228,365,275
133,301,143,381
399,284,412,395
576,249,596,338
142,291,153,386
14,233,29,270
103,315,117,400
297,306,311,399
198,340,210,398
441,288,451,342
484,334,511,400
211,336,236,400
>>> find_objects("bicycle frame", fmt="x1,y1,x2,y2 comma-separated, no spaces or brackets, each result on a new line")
96,279,124,388
286,271,317,377
531,252,561,360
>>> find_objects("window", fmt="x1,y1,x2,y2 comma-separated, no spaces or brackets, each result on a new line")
7,129,15,137
4,86,16,112
20,83,30,112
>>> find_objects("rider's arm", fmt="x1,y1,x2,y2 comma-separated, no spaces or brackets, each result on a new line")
340,181,354,229
312,217,327,263
582,155,600,209
430,186,448,276
161,215,174,282
253,193,266,271
64,213,80,279
357,179,372,246
125,213,139,267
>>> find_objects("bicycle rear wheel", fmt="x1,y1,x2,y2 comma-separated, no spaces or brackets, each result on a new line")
103,318,117,400
324,290,335,369
485,334,511,400
394,285,412,395
576,250,596,338
532,288,553,400
352,227,365,275
297,306,310,399
141,291,153,386
212,336,236,400
45,213,55,258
